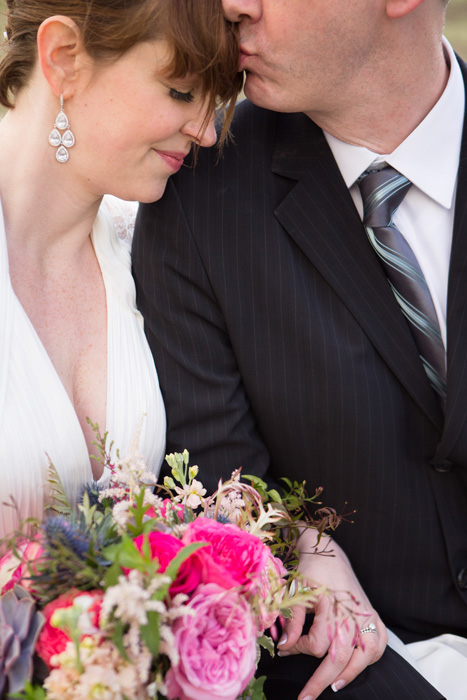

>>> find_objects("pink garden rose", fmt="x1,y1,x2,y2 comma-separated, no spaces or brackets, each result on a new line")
0,537,44,594
182,517,271,590
254,551,288,633
165,583,258,700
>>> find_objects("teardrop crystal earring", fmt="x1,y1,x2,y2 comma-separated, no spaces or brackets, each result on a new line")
48,94,75,163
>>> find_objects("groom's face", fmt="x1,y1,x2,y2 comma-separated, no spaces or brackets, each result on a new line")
222,0,383,119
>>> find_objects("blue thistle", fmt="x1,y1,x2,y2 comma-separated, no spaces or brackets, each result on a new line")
42,515,91,560
79,481,109,512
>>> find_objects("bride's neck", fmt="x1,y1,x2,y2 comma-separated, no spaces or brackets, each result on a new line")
0,106,101,259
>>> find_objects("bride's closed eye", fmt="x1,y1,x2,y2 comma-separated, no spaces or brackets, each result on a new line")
169,87,195,103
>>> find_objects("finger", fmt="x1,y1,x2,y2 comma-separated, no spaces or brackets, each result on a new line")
296,619,386,699
278,605,307,650
329,621,388,693
297,595,332,657
282,596,340,659
297,639,356,700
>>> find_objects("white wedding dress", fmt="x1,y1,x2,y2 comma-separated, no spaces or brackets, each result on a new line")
0,196,166,541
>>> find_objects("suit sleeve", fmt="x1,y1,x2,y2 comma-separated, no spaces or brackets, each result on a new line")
132,179,272,493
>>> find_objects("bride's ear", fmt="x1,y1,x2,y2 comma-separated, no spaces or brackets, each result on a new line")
37,16,84,98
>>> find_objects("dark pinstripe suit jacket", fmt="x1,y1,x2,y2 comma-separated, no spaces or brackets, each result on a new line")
132,60,467,700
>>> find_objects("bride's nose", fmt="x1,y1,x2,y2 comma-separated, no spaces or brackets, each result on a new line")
183,113,217,148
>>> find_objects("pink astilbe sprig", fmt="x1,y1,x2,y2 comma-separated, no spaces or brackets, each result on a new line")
204,469,291,541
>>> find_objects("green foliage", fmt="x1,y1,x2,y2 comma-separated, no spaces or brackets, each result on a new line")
11,682,47,700
243,675,267,700
45,460,72,517
257,634,275,657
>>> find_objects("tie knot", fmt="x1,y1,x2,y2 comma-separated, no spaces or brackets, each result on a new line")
357,166,412,228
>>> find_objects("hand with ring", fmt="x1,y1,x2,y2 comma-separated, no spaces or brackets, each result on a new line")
277,531,388,698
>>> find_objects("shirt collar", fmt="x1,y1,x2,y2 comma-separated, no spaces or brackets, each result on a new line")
324,38,465,209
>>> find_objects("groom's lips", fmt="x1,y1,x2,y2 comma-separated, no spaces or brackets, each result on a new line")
239,48,254,71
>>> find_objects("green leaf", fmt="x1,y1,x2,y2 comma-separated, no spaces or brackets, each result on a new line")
258,634,275,656
112,618,131,662
141,609,161,656
267,489,282,503
164,542,207,582
45,459,72,516
103,534,146,571
10,682,47,700
243,676,267,700
104,560,123,588
242,474,268,490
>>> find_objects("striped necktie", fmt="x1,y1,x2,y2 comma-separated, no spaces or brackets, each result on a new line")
357,166,446,406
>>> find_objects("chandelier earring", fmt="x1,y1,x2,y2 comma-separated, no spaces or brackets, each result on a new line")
48,94,75,163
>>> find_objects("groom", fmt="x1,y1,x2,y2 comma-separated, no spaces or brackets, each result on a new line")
133,0,466,698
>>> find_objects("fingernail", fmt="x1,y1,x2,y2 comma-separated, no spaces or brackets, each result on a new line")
277,650,291,657
299,695,314,700
331,680,346,692
277,633,288,647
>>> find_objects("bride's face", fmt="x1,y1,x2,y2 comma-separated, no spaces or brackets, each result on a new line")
69,39,216,203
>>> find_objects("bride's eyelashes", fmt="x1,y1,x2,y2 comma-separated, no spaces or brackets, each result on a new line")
169,87,195,103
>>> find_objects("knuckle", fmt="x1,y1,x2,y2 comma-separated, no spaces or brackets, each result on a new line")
332,645,353,666
380,629,389,646
373,646,386,662
298,637,327,658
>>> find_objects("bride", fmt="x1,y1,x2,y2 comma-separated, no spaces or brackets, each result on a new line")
0,0,241,540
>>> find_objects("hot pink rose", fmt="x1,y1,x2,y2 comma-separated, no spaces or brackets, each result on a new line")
182,517,271,589
133,531,183,572
0,537,44,594
132,531,217,596
165,583,258,700
144,500,184,522
159,500,185,520
36,589,104,669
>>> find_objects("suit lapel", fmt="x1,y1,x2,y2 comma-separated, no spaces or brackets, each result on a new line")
435,58,467,458
272,112,443,429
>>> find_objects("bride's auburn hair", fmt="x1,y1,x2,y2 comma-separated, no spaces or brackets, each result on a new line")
0,0,243,139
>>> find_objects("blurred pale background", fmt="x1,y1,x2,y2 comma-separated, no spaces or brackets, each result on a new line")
0,0,466,116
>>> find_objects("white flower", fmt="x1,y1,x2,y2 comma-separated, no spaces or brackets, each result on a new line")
174,479,206,508
110,500,131,530
101,571,167,628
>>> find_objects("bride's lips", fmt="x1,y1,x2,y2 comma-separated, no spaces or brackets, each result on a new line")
155,150,187,172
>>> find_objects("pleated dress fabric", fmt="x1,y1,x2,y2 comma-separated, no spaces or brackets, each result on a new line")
0,197,166,541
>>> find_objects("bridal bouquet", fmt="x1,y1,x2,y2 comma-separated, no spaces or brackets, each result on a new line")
0,428,352,700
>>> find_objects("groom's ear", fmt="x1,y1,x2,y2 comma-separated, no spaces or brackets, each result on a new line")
385,0,425,19
37,16,84,98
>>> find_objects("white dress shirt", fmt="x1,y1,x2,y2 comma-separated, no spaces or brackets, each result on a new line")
324,38,465,351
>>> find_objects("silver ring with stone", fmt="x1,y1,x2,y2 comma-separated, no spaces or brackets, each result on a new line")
360,622,378,635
